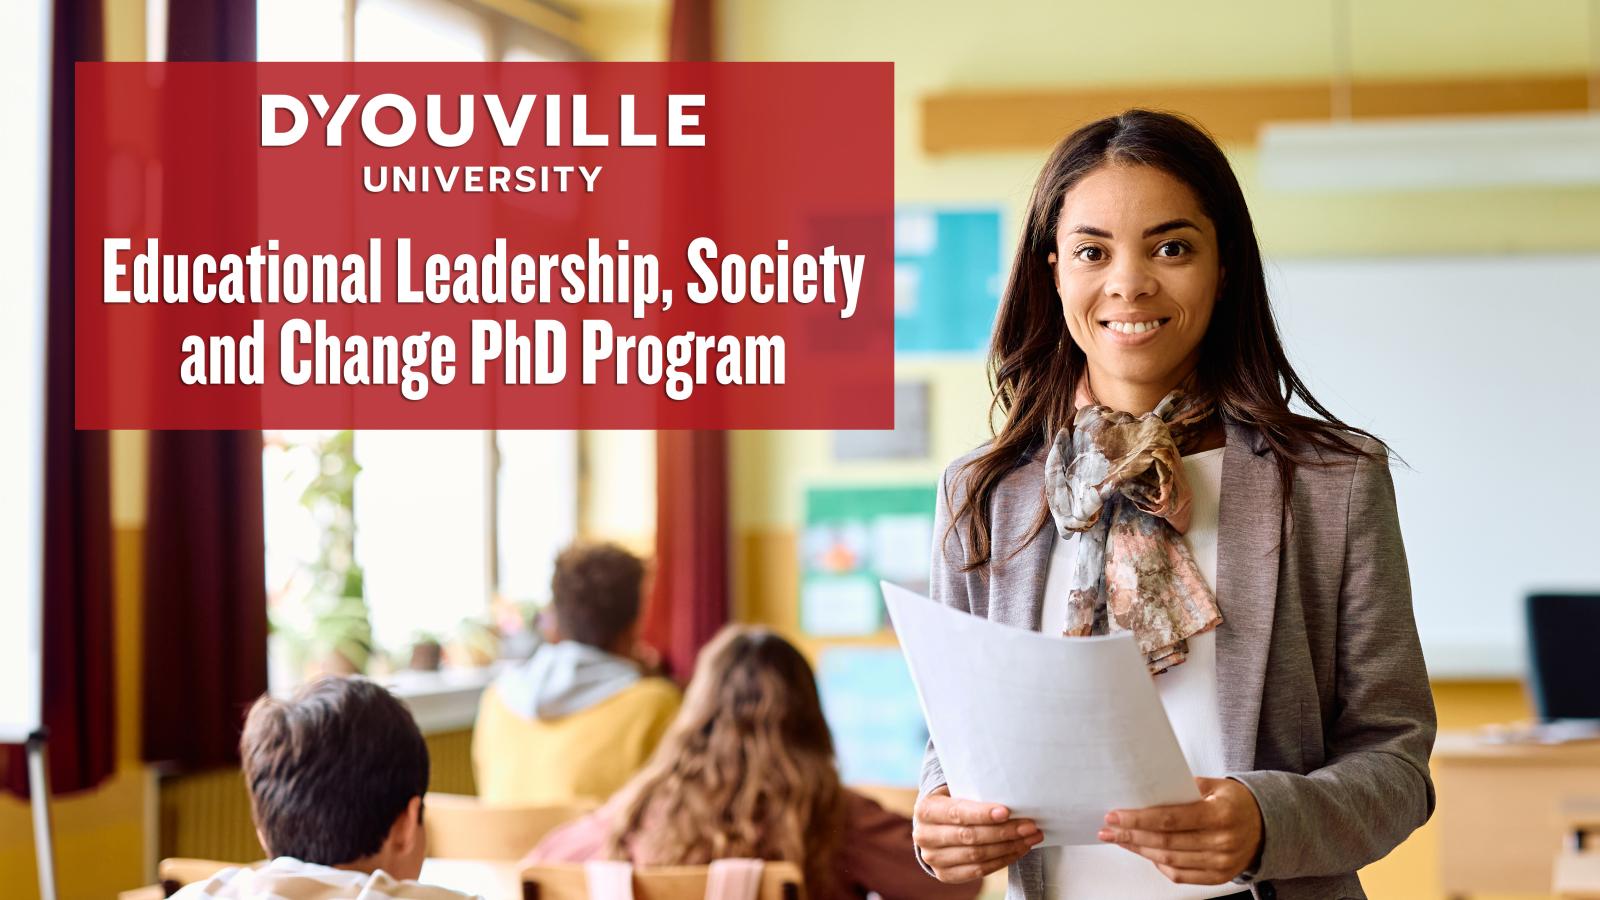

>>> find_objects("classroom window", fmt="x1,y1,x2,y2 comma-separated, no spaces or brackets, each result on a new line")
257,0,346,61
263,429,578,692
354,0,490,62
257,0,585,693
258,0,585,64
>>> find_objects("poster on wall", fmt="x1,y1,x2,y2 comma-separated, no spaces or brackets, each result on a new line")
831,379,932,462
894,206,1005,354
817,646,929,787
800,485,935,636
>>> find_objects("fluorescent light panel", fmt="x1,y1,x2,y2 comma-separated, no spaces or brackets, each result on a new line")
1259,112,1600,191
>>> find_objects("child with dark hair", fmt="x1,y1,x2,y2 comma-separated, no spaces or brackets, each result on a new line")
172,677,476,899
472,541,681,805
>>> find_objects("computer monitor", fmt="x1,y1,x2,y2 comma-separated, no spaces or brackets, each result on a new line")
1525,593,1600,721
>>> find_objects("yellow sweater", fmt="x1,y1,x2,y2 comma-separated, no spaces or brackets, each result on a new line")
471,677,680,806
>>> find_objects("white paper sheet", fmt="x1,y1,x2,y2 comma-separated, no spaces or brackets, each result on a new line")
882,582,1200,846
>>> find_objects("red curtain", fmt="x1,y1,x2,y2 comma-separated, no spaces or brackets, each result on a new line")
141,434,267,769
641,0,728,682
668,0,715,62
140,0,266,772
645,432,730,681
167,0,257,61
0,0,115,800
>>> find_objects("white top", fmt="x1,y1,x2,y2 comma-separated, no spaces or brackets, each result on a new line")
1039,447,1234,900
169,858,480,900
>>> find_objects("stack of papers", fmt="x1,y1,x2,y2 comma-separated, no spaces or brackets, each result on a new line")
882,582,1199,845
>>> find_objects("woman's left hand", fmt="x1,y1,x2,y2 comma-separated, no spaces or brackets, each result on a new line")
1097,776,1264,885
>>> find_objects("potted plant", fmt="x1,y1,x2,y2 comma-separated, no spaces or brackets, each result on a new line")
445,618,500,669
407,630,444,672
271,430,376,679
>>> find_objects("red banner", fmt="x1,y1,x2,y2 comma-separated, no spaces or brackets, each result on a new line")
75,62,894,429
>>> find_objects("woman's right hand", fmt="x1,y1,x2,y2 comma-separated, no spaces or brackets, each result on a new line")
913,785,1044,883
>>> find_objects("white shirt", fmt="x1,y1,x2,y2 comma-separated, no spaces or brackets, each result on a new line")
1039,447,1234,900
169,858,480,900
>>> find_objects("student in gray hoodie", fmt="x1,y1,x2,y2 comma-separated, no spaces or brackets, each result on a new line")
472,542,680,805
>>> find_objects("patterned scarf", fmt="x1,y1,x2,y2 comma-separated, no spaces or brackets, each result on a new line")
1042,380,1223,674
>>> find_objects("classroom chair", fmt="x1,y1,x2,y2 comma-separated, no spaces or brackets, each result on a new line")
157,858,256,895
424,791,598,860
1555,797,1600,899
846,784,918,818
519,861,805,900
118,857,254,898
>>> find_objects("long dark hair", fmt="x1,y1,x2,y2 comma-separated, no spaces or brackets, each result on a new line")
953,108,1383,571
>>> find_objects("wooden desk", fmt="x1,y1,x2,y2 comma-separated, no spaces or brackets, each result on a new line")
1435,730,1600,897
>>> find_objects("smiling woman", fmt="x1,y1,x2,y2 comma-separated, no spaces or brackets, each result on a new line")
911,110,1436,900
1047,165,1221,408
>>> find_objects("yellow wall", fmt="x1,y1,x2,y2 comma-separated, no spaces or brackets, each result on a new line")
579,430,657,556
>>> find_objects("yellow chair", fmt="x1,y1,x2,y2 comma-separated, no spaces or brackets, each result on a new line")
424,792,597,860
520,861,805,900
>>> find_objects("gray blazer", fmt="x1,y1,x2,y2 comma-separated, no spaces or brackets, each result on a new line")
918,419,1436,900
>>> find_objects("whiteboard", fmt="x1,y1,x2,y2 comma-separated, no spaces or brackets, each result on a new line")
1267,255,1600,678
0,0,52,744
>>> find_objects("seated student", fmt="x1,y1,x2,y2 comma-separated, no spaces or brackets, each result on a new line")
173,676,473,899
473,542,681,805
525,625,983,900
